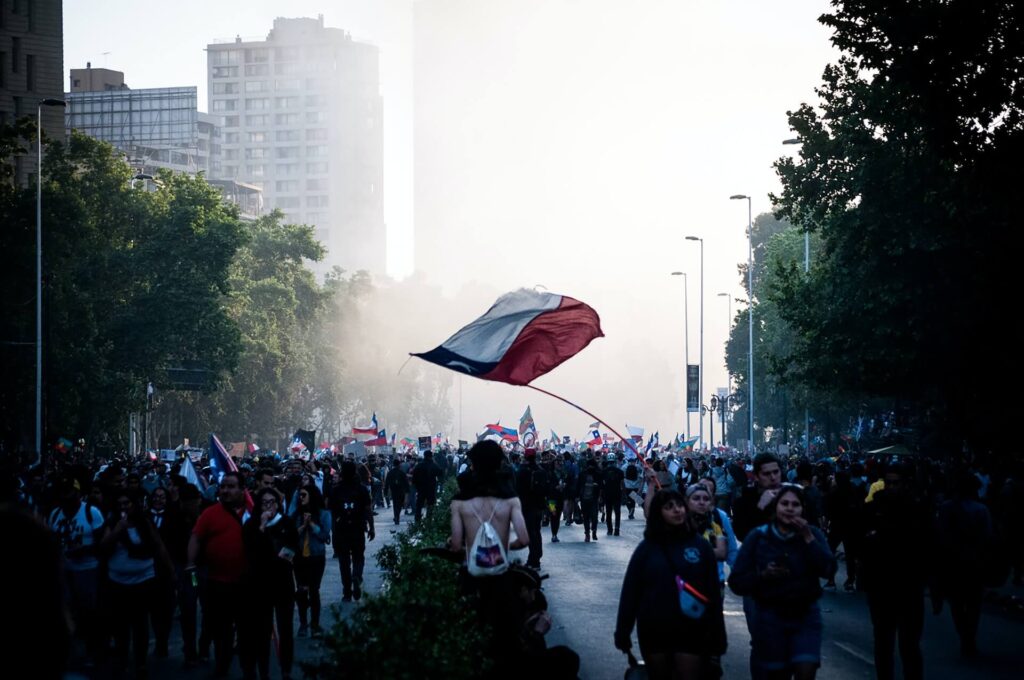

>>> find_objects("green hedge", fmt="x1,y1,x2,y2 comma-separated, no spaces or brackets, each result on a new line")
304,482,492,679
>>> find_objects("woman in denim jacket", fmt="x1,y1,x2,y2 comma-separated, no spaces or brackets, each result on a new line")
729,484,836,680
291,485,332,637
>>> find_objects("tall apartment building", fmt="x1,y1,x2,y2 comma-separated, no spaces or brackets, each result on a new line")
207,16,385,275
0,0,64,185
65,68,222,177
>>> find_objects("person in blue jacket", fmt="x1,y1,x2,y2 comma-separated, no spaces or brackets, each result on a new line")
615,488,726,679
729,483,836,680
291,484,332,637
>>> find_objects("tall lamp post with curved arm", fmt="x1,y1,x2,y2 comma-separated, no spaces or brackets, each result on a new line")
670,271,690,441
684,236,704,449
729,194,755,452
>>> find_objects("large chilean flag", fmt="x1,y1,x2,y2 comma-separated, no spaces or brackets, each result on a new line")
412,289,604,386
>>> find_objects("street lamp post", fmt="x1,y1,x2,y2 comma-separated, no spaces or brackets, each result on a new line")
717,292,732,446
37,98,67,468
783,138,811,450
729,194,754,452
670,271,690,440
685,236,704,449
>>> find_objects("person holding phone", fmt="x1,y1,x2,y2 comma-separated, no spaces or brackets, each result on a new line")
291,485,331,638
242,486,299,680
729,484,836,680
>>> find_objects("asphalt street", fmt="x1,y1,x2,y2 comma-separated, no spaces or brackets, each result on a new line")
135,506,1024,679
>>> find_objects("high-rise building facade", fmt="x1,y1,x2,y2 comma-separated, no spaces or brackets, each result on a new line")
65,70,222,178
207,16,385,275
0,0,64,185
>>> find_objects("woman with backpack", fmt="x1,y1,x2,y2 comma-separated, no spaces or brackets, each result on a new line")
614,488,726,679
99,487,173,679
729,484,836,680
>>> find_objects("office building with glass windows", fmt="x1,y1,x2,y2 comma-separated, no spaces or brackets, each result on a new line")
65,72,222,177
206,16,385,275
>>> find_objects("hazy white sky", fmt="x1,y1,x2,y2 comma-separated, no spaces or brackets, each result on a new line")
64,0,841,442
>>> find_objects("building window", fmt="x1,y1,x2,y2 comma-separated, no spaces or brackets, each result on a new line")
275,129,299,142
245,148,267,160
305,95,325,107
276,163,298,175
306,161,329,174
274,113,299,125
223,115,240,127
306,128,327,141
222,165,238,178
245,48,269,63
274,47,300,61
276,196,301,209
275,96,300,109
246,164,266,177
306,145,328,157
25,54,35,91
212,82,239,95
306,111,328,124
223,149,239,161
224,132,239,143
274,62,302,76
245,114,269,127
0,53,6,88
244,64,269,77
12,38,20,72
245,98,270,111
276,180,299,192
307,195,329,208
212,66,239,78
275,146,300,159
275,79,301,91
209,50,241,66
244,80,268,93
306,178,328,191
246,131,266,143
211,99,237,112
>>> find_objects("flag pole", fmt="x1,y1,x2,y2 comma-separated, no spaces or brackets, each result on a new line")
524,384,660,488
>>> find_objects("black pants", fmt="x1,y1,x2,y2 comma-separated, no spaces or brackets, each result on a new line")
867,588,924,680
150,573,176,655
524,510,543,568
549,500,563,538
580,499,599,535
336,533,366,598
947,587,983,654
415,491,437,522
294,555,327,627
604,496,622,533
243,584,294,680
108,578,154,673
391,495,405,524
205,579,247,677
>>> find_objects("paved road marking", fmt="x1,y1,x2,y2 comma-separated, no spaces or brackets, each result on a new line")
834,641,875,666
723,610,745,616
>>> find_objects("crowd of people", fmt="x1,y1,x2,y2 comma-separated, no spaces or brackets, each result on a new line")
1,438,1022,680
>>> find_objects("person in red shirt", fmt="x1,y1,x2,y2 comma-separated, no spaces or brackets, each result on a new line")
187,471,249,678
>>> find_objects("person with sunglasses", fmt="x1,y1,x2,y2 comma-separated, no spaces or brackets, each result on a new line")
242,486,299,680
292,485,331,637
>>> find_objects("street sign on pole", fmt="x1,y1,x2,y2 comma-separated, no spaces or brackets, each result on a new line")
686,365,700,413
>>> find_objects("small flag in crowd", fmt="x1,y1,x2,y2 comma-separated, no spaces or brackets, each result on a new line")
486,423,520,442
626,424,644,442
353,413,378,436
411,288,603,386
180,455,207,492
586,429,602,446
209,434,238,483
293,429,316,454
365,429,388,447
55,437,73,453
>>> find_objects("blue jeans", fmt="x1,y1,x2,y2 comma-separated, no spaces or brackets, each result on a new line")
752,602,823,671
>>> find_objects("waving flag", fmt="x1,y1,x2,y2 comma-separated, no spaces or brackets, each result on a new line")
586,429,602,446
486,423,520,443
644,434,655,454
519,406,538,447
209,434,238,483
625,424,644,442
679,435,700,450
412,288,603,386
181,455,207,492
353,413,379,436
550,429,560,445
365,429,388,447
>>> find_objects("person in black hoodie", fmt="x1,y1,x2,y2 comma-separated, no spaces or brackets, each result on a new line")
577,459,603,542
384,457,410,525
860,464,932,680
242,486,299,680
615,488,726,679
328,461,375,602
515,448,548,569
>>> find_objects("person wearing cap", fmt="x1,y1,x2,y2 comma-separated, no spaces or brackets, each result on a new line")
516,448,549,569
602,452,626,536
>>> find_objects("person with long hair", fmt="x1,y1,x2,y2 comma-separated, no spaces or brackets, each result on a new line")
615,489,726,679
99,487,173,679
729,484,836,680
242,486,299,680
292,484,331,637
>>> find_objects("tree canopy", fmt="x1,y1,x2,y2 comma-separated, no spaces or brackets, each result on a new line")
769,0,1021,455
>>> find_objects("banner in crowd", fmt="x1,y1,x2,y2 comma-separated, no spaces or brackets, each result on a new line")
686,365,700,413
